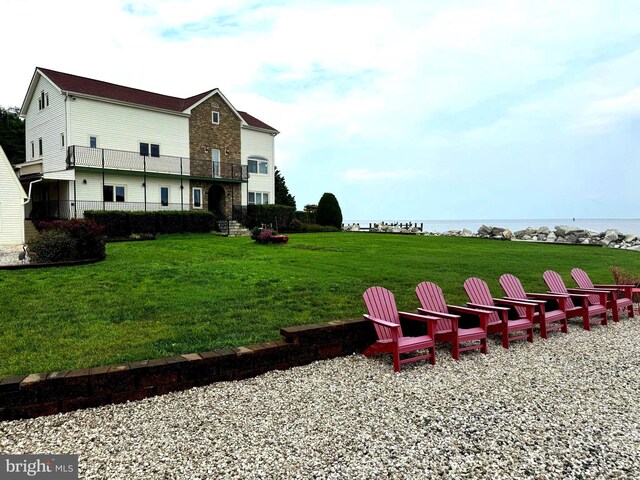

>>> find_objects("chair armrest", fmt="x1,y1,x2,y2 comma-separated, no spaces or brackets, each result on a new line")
495,297,547,307
447,304,492,316
526,292,569,300
467,302,509,312
555,291,588,299
595,284,634,298
495,298,535,320
568,288,613,303
363,314,399,330
399,311,439,323
568,287,607,294
417,308,459,320
494,297,537,307
399,311,439,337
448,305,491,330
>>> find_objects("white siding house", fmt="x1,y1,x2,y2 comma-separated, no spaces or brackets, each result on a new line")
15,67,279,227
0,145,28,244
241,127,276,206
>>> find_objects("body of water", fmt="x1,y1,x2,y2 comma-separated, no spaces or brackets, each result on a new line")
344,219,640,236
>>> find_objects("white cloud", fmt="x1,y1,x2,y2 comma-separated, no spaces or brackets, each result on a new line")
3,0,640,217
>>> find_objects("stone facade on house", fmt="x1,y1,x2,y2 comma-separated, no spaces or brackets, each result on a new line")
188,93,243,217
189,93,242,172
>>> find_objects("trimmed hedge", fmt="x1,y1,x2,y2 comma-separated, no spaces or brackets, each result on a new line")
280,223,340,233
243,205,295,230
84,210,214,238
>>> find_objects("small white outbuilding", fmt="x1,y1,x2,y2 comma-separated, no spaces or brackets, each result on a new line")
0,144,29,245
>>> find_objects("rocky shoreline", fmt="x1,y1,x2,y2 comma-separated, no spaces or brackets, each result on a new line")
343,223,640,251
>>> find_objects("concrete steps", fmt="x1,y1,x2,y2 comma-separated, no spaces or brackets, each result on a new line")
218,220,251,237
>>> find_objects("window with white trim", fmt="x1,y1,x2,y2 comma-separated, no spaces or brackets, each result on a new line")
212,111,220,124
38,138,43,157
61,133,65,148
104,185,125,202
193,187,203,209
31,141,34,158
248,192,269,205
212,149,220,177
248,156,268,175
38,91,49,110
160,186,170,207
89,136,97,149
140,142,160,157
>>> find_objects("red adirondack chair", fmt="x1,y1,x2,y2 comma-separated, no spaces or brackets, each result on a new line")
499,273,569,339
363,286,438,372
463,277,535,348
571,268,635,321
543,270,607,330
415,281,490,359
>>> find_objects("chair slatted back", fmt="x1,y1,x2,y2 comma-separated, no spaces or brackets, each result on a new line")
499,273,528,318
543,270,575,309
415,281,451,333
463,278,500,324
571,268,601,305
363,286,402,341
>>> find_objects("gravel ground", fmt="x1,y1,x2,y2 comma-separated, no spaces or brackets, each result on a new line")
2,316,639,479
0,244,25,266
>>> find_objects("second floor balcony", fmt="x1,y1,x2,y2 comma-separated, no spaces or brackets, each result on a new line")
67,145,248,182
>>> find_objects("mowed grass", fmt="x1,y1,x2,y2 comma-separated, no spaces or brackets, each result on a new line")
1,232,640,376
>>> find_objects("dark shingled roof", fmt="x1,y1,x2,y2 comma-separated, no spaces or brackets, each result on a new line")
39,67,212,112
238,111,279,133
36,68,278,133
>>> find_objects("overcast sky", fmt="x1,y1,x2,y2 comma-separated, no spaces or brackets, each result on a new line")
2,0,639,221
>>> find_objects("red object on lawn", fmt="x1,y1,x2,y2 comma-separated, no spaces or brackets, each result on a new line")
610,266,640,305
570,268,634,321
362,286,438,372
543,270,608,330
271,235,289,244
463,277,535,349
415,281,489,359
499,273,569,339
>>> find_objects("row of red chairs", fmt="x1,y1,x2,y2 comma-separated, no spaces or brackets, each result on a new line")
362,268,636,372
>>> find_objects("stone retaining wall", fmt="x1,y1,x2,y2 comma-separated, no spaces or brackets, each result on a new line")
0,319,375,421
343,223,640,252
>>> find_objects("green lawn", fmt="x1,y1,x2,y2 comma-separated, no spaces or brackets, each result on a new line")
1,232,639,376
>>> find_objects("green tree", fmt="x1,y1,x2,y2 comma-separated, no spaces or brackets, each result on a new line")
274,167,296,209
316,193,343,229
0,107,25,164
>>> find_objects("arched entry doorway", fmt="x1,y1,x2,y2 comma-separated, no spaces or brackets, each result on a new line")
208,184,226,217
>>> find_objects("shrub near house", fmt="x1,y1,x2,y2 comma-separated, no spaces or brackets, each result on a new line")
29,219,105,262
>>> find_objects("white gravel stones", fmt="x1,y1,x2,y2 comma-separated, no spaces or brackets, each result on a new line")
2,318,640,479
0,244,25,266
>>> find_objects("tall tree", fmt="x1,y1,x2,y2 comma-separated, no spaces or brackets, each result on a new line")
274,167,296,209
0,107,25,164
316,192,343,229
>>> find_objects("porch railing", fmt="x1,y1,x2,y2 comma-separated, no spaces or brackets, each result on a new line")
67,145,248,181
27,200,189,220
